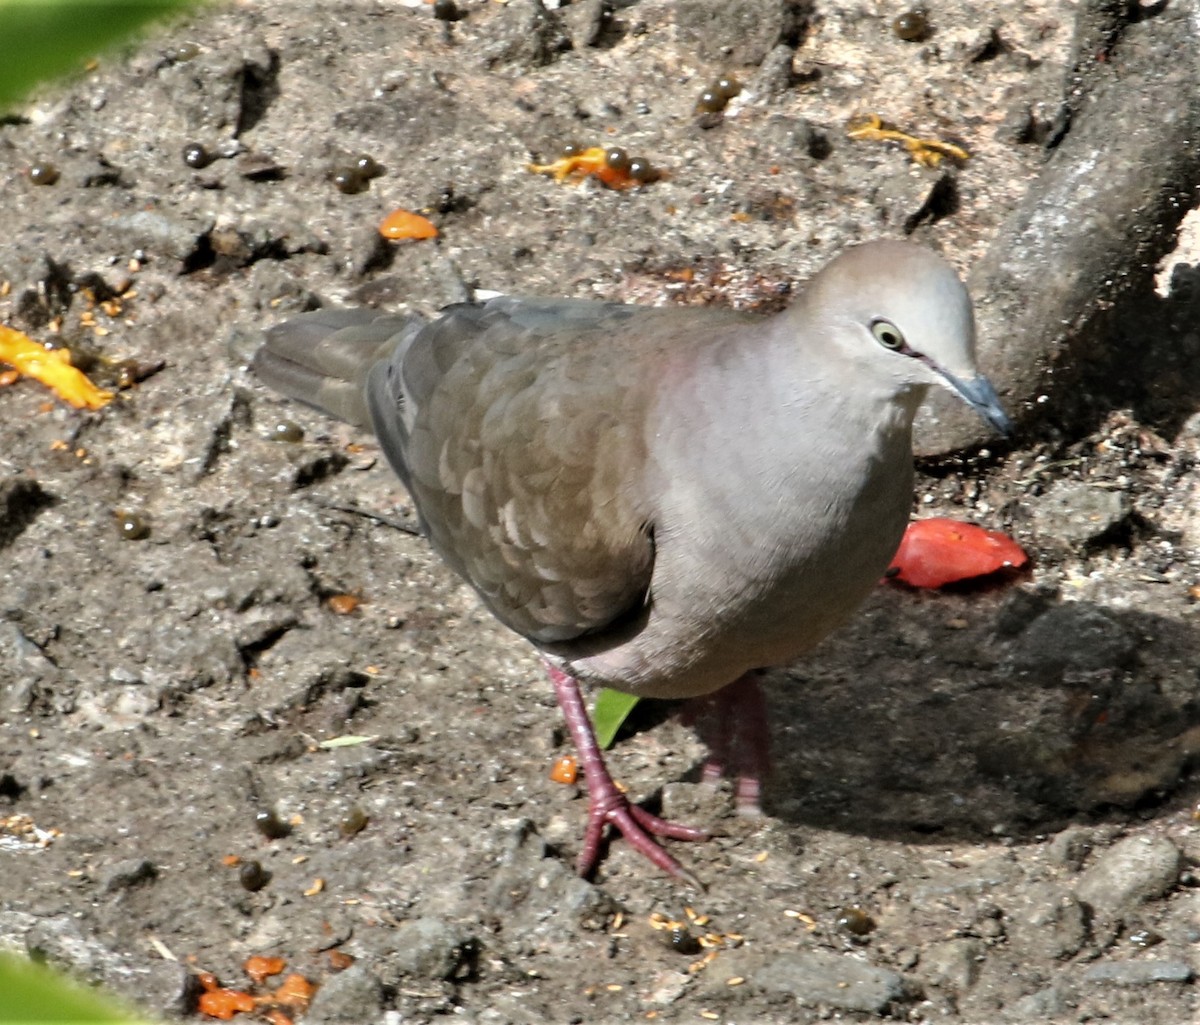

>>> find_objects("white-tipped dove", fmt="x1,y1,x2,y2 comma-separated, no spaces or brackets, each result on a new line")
254,240,1011,884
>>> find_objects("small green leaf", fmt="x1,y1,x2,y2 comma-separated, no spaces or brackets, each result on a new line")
0,953,157,1024
0,0,202,108
591,688,641,750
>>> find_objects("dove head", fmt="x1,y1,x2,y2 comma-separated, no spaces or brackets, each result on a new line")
803,240,1011,436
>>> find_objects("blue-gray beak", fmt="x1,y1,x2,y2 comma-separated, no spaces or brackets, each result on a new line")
940,370,1013,437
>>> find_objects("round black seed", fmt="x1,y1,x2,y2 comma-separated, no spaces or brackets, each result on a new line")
182,143,212,169
893,10,929,41
27,163,61,186
238,860,271,892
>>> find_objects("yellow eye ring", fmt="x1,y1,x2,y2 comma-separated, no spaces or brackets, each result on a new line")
871,318,905,350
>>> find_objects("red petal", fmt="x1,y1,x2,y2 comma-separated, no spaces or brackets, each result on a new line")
888,517,1027,588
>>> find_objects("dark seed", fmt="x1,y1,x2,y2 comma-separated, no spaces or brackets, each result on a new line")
182,143,212,169
433,0,459,21
339,806,369,836
254,809,291,840
893,10,929,41
238,860,271,892
331,168,367,194
354,154,383,179
269,420,304,443
560,141,586,158
836,906,876,936
714,74,741,100
27,163,60,186
628,158,656,183
696,88,726,113
116,512,150,541
604,147,631,173
174,42,200,61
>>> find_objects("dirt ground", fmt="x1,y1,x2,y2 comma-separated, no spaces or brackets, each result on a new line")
2,1,1200,1023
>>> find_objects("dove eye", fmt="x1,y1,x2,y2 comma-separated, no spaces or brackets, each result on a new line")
871,318,906,351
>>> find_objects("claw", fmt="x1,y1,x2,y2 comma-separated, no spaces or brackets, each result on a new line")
546,663,708,886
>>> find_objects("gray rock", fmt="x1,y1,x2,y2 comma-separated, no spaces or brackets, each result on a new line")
21,915,190,1016
995,102,1036,145
1083,960,1193,986
920,938,985,992
1007,603,1137,680
112,210,215,266
1076,836,1182,913
1030,481,1131,547
761,950,912,1013
1047,825,1099,870
1008,884,1088,960
748,114,826,164
675,0,810,67
1003,986,1070,1021
304,964,387,1024
485,819,617,940
560,0,607,48
748,43,799,102
388,918,472,981
483,0,571,69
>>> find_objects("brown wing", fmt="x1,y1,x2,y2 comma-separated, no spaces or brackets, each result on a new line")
366,297,731,644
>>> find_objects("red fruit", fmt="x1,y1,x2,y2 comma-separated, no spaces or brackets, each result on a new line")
888,517,1027,589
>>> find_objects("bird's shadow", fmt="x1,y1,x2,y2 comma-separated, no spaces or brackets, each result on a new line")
712,587,1200,845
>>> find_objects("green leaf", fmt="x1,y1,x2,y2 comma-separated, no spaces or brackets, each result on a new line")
591,688,641,750
0,0,201,108
0,953,157,1024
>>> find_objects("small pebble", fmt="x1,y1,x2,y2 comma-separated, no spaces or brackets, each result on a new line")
1128,928,1164,949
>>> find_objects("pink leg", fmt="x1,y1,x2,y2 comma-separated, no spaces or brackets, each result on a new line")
547,664,708,887
682,671,771,815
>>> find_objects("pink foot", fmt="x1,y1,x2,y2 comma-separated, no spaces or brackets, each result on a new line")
547,664,708,886
681,670,772,816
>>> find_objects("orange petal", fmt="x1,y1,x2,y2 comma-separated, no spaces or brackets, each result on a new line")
379,209,439,240
0,325,113,410
197,986,257,1020
243,955,287,985
269,974,317,1011
549,754,578,785
888,518,1027,588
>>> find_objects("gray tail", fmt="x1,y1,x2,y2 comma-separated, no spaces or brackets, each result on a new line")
253,308,422,429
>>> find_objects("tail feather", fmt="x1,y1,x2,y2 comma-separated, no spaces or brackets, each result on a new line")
253,309,421,428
